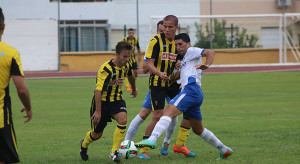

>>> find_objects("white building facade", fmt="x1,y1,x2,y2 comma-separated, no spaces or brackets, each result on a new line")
0,0,200,71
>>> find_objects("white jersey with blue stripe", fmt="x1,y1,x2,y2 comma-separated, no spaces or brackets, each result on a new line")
179,47,205,90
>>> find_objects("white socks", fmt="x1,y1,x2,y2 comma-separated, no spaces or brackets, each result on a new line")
200,128,227,153
163,116,178,144
149,116,172,142
124,115,144,140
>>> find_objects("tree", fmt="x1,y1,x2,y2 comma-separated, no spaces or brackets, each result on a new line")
194,19,259,49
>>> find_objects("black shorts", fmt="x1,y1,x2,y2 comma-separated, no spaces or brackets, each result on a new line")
149,86,176,110
130,61,138,70
0,124,19,163
167,82,181,100
90,96,127,133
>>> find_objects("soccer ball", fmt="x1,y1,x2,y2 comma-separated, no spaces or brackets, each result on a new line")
118,140,138,159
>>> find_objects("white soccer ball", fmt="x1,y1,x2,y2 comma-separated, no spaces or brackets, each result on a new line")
118,140,138,159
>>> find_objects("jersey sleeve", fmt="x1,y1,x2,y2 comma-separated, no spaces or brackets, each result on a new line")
184,48,205,61
96,66,111,91
145,36,160,59
10,51,24,76
136,38,140,49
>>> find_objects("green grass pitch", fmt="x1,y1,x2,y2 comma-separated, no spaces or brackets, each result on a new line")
9,71,300,163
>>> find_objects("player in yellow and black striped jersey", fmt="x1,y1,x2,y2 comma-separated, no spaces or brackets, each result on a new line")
80,41,137,163
134,15,193,159
0,7,33,163
121,28,141,91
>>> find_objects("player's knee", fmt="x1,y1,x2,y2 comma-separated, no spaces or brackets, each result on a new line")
92,131,103,140
118,118,127,125
152,110,163,122
139,108,151,119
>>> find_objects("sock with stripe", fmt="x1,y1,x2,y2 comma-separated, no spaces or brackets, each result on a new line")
176,126,191,147
82,131,96,148
149,116,172,142
163,116,178,144
111,124,126,153
140,136,150,154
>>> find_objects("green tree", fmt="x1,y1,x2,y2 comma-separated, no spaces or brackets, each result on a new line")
194,19,259,49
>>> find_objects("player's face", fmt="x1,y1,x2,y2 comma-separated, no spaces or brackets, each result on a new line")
118,49,131,66
128,31,135,38
163,20,178,41
175,39,189,55
157,24,165,34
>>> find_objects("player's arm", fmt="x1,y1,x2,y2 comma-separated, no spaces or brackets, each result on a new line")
145,38,169,81
147,58,169,82
195,49,215,70
169,71,180,84
11,76,33,123
128,73,137,98
91,89,102,125
142,60,149,74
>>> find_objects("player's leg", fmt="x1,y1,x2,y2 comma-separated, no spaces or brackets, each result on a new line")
109,100,128,162
136,86,165,159
173,118,195,157
80,97,106,161
161,115,178,155
125,91,152,141
0,124,20,163
135,104,182,148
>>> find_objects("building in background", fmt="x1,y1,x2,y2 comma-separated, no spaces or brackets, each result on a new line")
1,0,199,71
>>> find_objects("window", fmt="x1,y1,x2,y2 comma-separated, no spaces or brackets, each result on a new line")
60,20,110,52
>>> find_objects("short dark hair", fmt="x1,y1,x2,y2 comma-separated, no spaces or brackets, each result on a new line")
0,7,4,29
175,33,190,43
128,28,135,32
116,41,132,54
156,20,163,31
163,15,178,26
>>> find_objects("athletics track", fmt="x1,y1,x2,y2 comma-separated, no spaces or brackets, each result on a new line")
24,64,300,79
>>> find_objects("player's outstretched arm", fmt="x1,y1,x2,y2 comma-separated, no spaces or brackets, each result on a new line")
196,49,215,70
12,75,33,123
91,90,102,125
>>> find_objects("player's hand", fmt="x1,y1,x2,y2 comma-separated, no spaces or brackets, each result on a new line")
195,64,209,70
91,111,101,125
175,61,182,69
21,107,33,123
130,89,137,98
159,72,170,82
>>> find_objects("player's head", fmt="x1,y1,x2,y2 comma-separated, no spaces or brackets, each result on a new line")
0,7,5,39
156,20,164,34
175,33,191,55
163,15,178,41
127,28,135,39
115,41,132,66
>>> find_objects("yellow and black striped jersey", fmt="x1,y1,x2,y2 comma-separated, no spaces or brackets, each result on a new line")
0,42,24,128
95,59,132,102
121,37,140,63
145,33,179,88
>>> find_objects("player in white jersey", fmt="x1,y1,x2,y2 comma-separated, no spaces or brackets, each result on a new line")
135,33,233,160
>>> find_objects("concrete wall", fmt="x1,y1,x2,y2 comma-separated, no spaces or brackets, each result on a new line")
3,19,58,71
60,48,300,72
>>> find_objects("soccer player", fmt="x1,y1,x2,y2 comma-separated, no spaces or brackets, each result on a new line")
0,7,33,163
125,16,194,159
80,41,137,163
121,28,141,91
135,33,233,160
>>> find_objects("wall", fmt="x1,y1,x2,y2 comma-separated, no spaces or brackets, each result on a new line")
60,48,300,72
3,19,58,71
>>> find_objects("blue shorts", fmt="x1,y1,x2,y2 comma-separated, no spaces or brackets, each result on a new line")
142,91,172,109
169,83,203,120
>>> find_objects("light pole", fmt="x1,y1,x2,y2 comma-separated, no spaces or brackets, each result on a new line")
57,0,61,71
